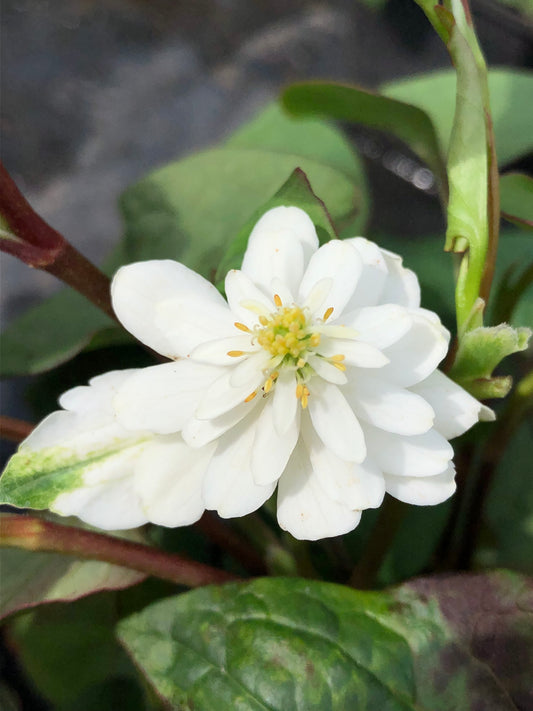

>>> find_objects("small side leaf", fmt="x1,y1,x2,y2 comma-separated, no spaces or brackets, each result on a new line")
449,324,531,399
0,527,145,620
215,168,337,285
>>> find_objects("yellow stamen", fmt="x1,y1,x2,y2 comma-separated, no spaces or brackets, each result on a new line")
259,315,268,326
274,293,283,307
227,350,245,357
244,391,257,403
333,362,347,371
330,354,345,362
264,378,274,393
309,333,321,347
323,306,334,321
234,322,251,333
295,383,304,399
296,358,306,368
301,386,310,409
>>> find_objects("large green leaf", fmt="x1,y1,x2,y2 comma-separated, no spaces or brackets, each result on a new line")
382,68,533,167
118,572,532,711
1,107,367,378
282,82,447,199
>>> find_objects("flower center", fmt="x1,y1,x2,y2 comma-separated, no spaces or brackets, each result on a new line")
255,303,320,361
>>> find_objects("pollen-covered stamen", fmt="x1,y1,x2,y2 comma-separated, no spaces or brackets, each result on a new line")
296,383,310,409
273,293,283,307
263,371,279,393
323,306,334,322
329,353,346,371
244,390,257,403
227,350,245,357
234,322,251,333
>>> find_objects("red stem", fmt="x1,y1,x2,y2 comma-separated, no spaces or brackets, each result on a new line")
0,515,240,587
0,416,34,443
0,163,117,322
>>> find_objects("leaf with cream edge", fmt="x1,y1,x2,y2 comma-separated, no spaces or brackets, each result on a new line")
1,205,493,540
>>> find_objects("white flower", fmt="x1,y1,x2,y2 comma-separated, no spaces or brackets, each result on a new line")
3,206,494,539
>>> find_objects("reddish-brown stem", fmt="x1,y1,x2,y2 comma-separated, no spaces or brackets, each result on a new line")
0,163,117,322
0,416,34,443
0,515,240,587
195,512,267,575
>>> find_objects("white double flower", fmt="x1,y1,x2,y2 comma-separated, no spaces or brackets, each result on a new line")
9,207,493,539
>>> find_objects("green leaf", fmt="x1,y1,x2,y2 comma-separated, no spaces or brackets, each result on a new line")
215,168,337,285
282,81,447,200
118,572,533,710
382,68,533,167
449,323,531,399
0,288,118,377
500,172,533,231
0,533,146,620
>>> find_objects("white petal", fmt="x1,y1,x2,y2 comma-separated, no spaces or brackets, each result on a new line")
346,374,435,436
298,240,362,318
307,354,348,385
385,463,456,505
191,335,256,365
251,397,300,485
154,297,235,359
229,350,271,388
363,423,453,477
134,436,214,526
114,361,222,434
342,304,412,349
53,469,148,530
272,370,299,435
307,380,366,463
277,442,362,541
379,311,450,387
302,417,384,509
225,269,273,327
317,338,389,368
203,414,276,517
343,237,388,308
111,260,232,358
410,369,492,439
380,248,421,308
241,207,317,296
182,395,260,448
196,364,264,420
59,370,138,415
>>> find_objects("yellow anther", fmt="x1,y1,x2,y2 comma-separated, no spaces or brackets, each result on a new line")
295,383,304,399
333,362,347,371
301,386,310,409
274,293,283,307
244,391,257,403
264,378,274,393
234,322,251,333
323,306,334,321
227,350,245,357
296,358,306,368
330,354,345,362
309,333,321,347
271,371,279,380
259,315,268,326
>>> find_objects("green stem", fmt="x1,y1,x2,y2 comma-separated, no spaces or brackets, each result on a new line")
0,515,240,587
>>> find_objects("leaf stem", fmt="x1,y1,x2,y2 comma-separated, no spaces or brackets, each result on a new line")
0,163,117,322
0,515,240,587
